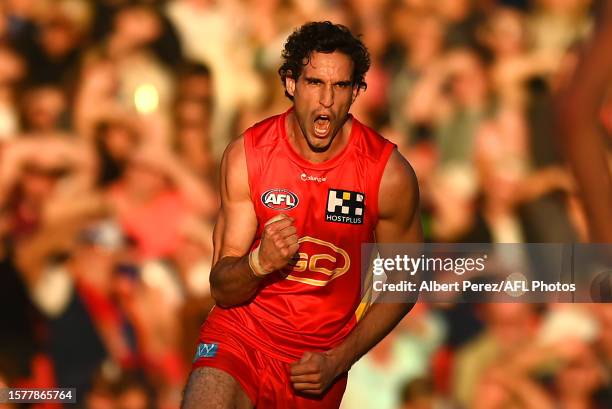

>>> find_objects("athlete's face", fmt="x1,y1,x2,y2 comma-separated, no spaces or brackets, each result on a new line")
286,51,359,152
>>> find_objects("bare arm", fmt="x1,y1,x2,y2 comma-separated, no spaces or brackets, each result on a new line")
290,149,423,394
330,149,422,371
209,136,299,307
208,137,261,307
557,0,612,242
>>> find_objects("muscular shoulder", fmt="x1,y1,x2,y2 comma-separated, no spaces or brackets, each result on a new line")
378,149,419,222
220,135,250,202
222,134,246,165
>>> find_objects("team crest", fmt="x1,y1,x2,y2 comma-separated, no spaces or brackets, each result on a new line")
325,189,365,225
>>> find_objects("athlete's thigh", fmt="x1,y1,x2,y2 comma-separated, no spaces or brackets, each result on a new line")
182,367,253,409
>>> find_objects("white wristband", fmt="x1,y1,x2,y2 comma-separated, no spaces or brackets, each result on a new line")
248,245,271,278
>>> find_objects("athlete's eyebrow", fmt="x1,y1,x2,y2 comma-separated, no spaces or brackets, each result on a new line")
303,77,353,86
304,76,323,84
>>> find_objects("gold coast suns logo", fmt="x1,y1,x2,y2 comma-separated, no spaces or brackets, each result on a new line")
285,236,350,287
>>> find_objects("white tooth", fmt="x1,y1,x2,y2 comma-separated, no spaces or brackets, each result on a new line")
314,121,330,137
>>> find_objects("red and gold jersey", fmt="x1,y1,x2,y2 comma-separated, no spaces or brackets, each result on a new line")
206,108,395,362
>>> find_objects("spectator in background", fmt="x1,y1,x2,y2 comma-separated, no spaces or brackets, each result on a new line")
550,341,610,409
20,6,87,86
387,10,445,142
476,6,580,243
398,377,451,409
173,62,215,180
108,145,217,260
176,62,213,104
0,45,25,140
73,57,125,141
0,137,97,239
246,0,306,75
93,118,140,187
408,48,492,169
86,370,157,409
349,13,392,128
115,372,157,409
0,2,607,408
453,304,539,408
93,2,177,146
171,215,215,363
435,0,482,49
15,220,125,394
15,217,189,404
19,84,69,134
166,0,264,158
172,105,214,180
0,223,40,385
2,0,42,55
473,337,610,409
342,306,445,409
528,0,591,55
428,164,482,242
478,7,560,110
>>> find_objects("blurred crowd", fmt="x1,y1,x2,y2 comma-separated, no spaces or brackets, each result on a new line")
0,0,610,409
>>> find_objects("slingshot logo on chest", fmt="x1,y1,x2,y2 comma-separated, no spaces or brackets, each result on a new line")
261,188,299,210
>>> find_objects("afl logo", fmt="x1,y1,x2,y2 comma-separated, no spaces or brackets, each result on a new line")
261,189,299,211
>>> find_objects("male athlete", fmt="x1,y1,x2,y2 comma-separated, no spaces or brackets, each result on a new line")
182,21,422,409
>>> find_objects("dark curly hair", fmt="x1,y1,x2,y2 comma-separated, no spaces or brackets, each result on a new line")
278,21,371,100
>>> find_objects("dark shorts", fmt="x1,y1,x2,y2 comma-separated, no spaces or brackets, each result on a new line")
192,322,347,409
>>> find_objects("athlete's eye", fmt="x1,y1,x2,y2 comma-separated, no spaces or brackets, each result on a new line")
306,78,323,85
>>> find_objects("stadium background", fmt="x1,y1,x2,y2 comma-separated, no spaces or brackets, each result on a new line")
0,0,610,408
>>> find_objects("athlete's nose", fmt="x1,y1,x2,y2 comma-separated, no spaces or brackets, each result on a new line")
319,84,334,108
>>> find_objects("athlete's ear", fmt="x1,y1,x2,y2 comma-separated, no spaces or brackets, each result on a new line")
286,75,296,98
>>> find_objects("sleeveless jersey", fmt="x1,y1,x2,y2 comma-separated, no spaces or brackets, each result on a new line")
205,108,395,362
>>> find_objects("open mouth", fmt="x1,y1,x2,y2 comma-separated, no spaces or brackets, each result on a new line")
313,114,331,138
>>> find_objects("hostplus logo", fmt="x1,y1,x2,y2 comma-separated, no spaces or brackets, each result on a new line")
325,189,365,225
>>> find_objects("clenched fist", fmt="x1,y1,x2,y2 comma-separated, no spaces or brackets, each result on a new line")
290,351,342,395
249,214,299,276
